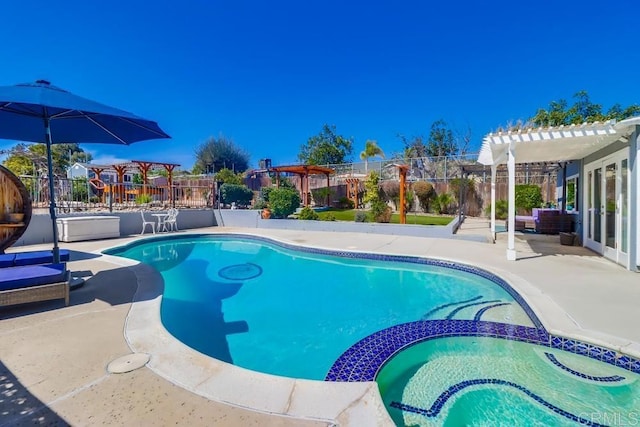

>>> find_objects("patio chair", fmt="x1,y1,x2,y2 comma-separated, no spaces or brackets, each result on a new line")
0,263,70,307
164,208,179,232
140,211,156,235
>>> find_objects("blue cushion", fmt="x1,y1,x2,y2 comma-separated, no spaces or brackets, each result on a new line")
0,254,16,268
0,263,67,291
13,249,70,266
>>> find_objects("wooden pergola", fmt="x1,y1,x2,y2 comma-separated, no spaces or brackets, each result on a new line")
269,165,334,207
90,160,180,205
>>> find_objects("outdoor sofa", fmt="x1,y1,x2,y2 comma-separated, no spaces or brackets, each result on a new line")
0,249,70,268
0,263,70,307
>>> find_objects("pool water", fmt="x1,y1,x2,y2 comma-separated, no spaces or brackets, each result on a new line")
109,235,536,380
377,336,640,426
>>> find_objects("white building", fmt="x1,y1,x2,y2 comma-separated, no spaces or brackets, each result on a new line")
479,117,639,271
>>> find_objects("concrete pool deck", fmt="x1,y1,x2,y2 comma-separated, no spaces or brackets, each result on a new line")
1,217,638,426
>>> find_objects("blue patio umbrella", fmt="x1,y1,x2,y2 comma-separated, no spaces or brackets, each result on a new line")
0,80,171,263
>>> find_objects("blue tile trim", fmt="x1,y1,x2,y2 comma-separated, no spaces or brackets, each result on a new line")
326,319,640,382
544,352,625,382
445,299,501,319
473,302,511,321
390,379,607,426
422,295,483,319
325,320,549,382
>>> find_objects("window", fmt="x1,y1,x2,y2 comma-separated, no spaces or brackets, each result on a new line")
566,175,578,212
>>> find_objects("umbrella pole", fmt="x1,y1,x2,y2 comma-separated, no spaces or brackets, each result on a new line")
44,117,61,264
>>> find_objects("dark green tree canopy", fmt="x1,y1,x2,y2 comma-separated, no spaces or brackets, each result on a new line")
298,124,353,165
193,135,250,174
530,91,640,127
398,119,468,159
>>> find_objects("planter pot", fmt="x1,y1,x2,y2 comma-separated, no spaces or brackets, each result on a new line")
559,232,575,246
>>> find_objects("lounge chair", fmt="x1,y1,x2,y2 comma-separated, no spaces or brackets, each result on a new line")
0,263,70,307
0,249,70,267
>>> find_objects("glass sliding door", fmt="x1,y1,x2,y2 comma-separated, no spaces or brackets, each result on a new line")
605,162,616,250
584,152,629,266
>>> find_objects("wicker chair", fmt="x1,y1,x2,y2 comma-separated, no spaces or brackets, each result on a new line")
0,263,70,307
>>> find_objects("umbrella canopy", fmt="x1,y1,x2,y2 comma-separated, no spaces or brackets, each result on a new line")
0,80,171,262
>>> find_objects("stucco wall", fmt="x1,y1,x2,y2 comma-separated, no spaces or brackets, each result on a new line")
13,209,216,247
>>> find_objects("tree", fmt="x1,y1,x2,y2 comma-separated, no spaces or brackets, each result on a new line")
214,168,243,185
193,135,250,174
426,119,457,157
531,91,640,127
298,124,353,165
363,170,391,222
359,140,384,172
2,142,90,177
397,119,465,159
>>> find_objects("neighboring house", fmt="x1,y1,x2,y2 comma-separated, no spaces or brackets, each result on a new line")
67,162,134,183
479,117,639,271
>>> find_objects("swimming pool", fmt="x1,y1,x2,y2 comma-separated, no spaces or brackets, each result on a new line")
107,234,539,380
376,336,640,426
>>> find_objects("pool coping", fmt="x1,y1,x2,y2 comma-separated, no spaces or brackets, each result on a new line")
103,230,640,425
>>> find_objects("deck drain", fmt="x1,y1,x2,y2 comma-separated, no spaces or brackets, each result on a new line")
107,353,150,374
218,263,263,280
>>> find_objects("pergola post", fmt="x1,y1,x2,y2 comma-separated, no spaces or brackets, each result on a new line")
490,164,497,242
325,174,330,207
629,125,638,271
507,142,517,261
399,166,407,224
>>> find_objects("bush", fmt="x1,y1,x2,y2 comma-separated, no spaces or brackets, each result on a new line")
370,200,392,223
433,193,454,214
484,199,508,220
413,181,436,213
337,196,355,209
135,193,152,204
268,188,301,218
220,184,254,207
354,211,367,222
322,212,336,221
298,206,319,220
515,184,543,214
380,181,400,210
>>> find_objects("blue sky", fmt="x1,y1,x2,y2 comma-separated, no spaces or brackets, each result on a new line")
1,0,639,171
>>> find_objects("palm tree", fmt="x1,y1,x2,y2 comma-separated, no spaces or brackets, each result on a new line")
360,140,385,173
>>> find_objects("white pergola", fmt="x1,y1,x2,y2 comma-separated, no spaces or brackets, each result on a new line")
478,116,639,268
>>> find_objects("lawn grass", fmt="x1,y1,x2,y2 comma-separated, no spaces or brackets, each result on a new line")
316,209,453,226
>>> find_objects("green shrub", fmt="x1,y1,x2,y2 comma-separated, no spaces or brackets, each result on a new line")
322,212,336,221
337,197,355,209
484,199,509,220
268,188,301,218
298,206,319,220
413,181,436,213
370,200,392,223
220,184,254,207
135,193,152,204
354,211,367,222
515,184,543,214
433,193,454,214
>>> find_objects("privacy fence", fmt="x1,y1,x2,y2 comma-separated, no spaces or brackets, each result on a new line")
17,155,559,217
